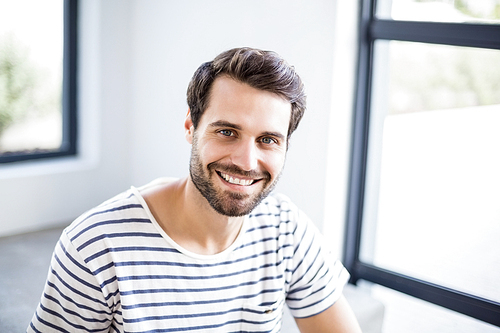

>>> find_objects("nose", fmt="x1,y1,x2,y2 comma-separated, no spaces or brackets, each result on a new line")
231,139,259,172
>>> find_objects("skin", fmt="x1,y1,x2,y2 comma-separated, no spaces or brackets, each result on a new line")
142,76,362,332
295,296,362,333
187,78,289,218
142,76,289,255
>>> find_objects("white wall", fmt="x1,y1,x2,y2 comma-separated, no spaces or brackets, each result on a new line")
0,0,133,236
127,0,339,227
0,0,357,257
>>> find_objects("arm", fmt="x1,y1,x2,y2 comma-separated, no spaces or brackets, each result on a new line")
28,231,114,332
295,295,362,333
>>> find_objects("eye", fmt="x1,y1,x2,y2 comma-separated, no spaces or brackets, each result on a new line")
260,137,277,145
218,129,234,137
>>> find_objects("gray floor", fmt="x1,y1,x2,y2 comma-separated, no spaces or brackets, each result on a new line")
0,225,65,332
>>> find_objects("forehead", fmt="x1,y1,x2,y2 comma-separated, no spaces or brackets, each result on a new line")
201,76,291,134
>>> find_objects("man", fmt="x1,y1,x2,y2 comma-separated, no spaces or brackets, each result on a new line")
28,47,361,332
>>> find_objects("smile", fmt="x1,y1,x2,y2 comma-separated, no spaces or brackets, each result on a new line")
218,171,257,186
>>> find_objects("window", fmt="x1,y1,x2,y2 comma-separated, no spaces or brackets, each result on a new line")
344,0,500,331
0,0,77,163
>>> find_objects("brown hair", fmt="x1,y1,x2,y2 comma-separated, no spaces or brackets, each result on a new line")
186,47,306,139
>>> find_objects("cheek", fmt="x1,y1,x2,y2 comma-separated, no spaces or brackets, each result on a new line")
265,152,287,177
198,140,227,164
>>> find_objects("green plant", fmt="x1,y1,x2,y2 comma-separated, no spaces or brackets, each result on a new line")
0,34,39,136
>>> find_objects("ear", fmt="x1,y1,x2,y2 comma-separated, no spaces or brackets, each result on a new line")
185,109,194,144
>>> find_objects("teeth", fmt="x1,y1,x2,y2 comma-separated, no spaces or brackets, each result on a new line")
220,172,254,186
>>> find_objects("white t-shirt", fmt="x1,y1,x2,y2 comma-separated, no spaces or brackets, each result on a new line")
28,178,349,333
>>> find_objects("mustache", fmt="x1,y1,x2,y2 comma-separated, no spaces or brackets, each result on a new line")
208,162,271,180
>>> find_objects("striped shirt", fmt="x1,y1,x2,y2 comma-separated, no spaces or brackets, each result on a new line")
28,178,349,333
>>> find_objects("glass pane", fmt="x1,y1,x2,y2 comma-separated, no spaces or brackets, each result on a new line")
0,0,64,156
360,40,500,303
362,282,500,333
376,0,500,24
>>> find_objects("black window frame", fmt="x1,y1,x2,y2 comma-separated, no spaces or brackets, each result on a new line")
344,0,500,327
0,0,78,164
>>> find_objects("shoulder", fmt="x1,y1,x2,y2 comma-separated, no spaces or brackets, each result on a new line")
67,188,143,232
252,192,300,217
63,187,156,255
66,177,178,237
249,192,309,236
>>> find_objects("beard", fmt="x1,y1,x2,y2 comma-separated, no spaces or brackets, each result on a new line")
189,136,281,217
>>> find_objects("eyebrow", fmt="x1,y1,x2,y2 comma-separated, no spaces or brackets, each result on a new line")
209,120,242,130
209,120,286,141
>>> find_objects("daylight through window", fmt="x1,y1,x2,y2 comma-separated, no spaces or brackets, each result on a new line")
0,0,76,163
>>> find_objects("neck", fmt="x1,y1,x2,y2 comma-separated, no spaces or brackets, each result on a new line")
145,177,245,255
184,177,245,253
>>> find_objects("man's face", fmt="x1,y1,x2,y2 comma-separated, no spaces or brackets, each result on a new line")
186,76,291,217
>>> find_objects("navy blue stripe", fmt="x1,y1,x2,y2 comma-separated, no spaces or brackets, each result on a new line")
249,212,281,218
45,281,112,315
112,306,122,316
88,242,293,275
122,288,282,310
287,268,333,298
117,261,278,282
54,252,102,292
290,245,321,289
34,312,69,332
245,222,280,233
300,253,325,287
92,262,114,275
67,200,141,233
291,229,314,275
76,232,163,251
120,274,282,296
109,324,120,333
287,276,337,314
100,276,119,293
292,222,308,256
113,248,278,269
43,293,110,324
49,268,109,308
124,298,284,332
38,303,109,332
91,247,290,290
123,303,273,324
59,240,93,275
237,234,294,252
85,246,179,263
137,317,276,333
249,206,291,218
263,294,286,309
304,252,326,286
114,312,122,319
70,218,152,242
238,237,276,250
99,287,120,303
29,322,42,333
93,245,284,275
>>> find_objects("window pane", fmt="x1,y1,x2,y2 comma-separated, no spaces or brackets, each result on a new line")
363,282,500,333
360,41,500,303
376,0,500,24
0,0,64,156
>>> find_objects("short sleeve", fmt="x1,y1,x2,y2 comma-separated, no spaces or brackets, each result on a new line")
285,209,350,318
27,230,114,332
